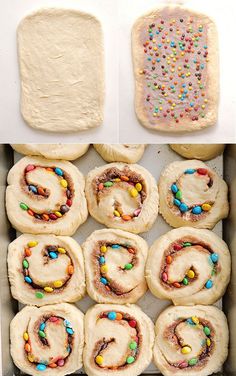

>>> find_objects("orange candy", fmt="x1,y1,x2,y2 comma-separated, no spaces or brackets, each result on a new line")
38,187,45,196
122,215,132,221
98,183,104,190
27,209,34,216
48,363,57,368
25,248,32,257
166,255,172,264
68,265,74,275
42,214,49,221
116,313,123,320
173,282,181,288
24,343,31,352
120,175,129,181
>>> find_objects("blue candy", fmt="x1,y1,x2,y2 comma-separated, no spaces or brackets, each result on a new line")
25,276,32,284
179,203,188,212
192,206,202,215
108,311,117,320
29,185,37,194
99,256,105,264
39,323,46,331
205,280,213,289
36,364,47,371
187,318,195,325
66,327,74,335
54,167,63,176
210,253,219,263
100,277,108,285
49,252,58,259
173,198,181,207
64,320,72,328
111,244,120,249
171,184,178,194
184,169,196,174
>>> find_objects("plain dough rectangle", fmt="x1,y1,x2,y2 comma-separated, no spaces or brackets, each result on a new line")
132,5,219,132
18,8,104,133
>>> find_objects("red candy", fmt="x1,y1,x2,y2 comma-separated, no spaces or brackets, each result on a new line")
162,272,168,282
197,168,207,175
129,320,137,328
49,213,57,220
25,164,35,173
173,244,182,251
66,199,72,207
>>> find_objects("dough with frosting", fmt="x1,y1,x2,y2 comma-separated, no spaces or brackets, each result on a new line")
94,144,146,163
132,5,218,132
170,144,225,160
85,162,159,234
83,304,154,376
18,8,104,132
154,305,228,376
11,144,90,160
146,227,231,305
82,228,148,304
10,303,84,375
159,160,229,229
8,234,85,306
6,156,88,235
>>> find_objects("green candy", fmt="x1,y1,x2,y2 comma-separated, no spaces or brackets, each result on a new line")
126,356,135,364
35,292,44,299
124,264,133,270
188,358,198,366
104,181,113,187
175,191,182,199
183,242,192,247
204,326,211,336
22,259,29,269
129,341,137,350
183,277,188,285
20,202,28,210
39,330,46,338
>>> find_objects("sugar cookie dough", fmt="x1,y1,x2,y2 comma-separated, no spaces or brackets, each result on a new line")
11,144,89,160
132,5,218,132
146,227,231,305
85,162,159,234
83,304,154,376
18,8,104,132
170,144,225,160
10,303,84,375
82,228,148,304
8,234,85,306
154,305,228,376
94,144,146,163
159,160,229,228
6,156,88,235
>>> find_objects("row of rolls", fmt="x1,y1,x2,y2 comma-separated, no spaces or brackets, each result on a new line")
7,143,230,376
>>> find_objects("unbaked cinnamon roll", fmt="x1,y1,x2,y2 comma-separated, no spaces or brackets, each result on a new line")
93,144,146,163
11,144,90,160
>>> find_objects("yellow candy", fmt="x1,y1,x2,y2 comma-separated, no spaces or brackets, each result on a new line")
44,287,54,293
181,346,192,354
23,332,29,341
187,270,195,279
191,316,199,324
58,247,66,254
53,280,63,288
114,210,121,217
28,354,35,363
202,203,211,211
95,355,103,365
100,245,107,253
206,338,211,346
55,211,62,218
114,178,121,182
28,241,38,248
135,183,142,192
60,179,68,188
130,188,138,198
101,265,108,273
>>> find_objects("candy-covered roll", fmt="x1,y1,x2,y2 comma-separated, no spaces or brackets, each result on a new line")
146,227,231,305
85,163,159,234
159,160,229,229
154,305,228,376
10,303,84,375
93,144,146,163
82,229,148,304
170,144,225,161
83,304,154,376
11,144,90,160
8,234,85,306
6,156,88,235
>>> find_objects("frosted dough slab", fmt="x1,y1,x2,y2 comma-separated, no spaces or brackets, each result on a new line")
18,8,104,132
132,5,218,132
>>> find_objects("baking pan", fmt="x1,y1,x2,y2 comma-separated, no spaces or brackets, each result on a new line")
1,144,235,375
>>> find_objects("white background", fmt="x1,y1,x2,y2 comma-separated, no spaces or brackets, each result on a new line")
0,0,118,143
119,0,236,143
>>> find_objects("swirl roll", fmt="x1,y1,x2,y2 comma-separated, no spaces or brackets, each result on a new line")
6,156,88,235
159,160,229,228
146,227,231,305
154,305,228,376
85,162,159,234
93,144,146,163
83,304,154,376
10,303,84,375
8,234,85,306
170,144,225,161
11,144,90,160
82,229,148,304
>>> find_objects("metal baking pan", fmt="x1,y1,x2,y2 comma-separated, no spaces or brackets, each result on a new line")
1,144,235,375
